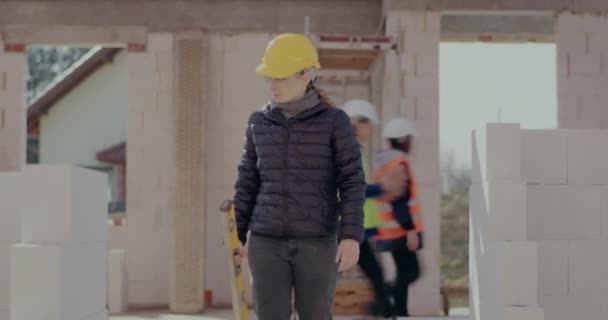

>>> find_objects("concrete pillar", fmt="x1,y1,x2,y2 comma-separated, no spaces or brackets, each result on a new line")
170,31,206,313
557,13,608,129
0,40,26,172
385,10,442,316
125,33,176,307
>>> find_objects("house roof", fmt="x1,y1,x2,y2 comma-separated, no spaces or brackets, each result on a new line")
96,142,126,163
27,46,123,131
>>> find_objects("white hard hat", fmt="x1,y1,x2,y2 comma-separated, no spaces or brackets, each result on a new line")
342,99,379,125
383,117,416,138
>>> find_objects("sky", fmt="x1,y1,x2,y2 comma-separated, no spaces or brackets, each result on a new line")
439,42,557,169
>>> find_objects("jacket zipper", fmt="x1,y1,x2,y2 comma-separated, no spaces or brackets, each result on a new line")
283,121,290,237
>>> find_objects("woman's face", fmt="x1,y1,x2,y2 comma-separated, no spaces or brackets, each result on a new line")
266,72,312,103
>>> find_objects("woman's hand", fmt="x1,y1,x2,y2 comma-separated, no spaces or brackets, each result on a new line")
335,239,360,272
234,241,248,267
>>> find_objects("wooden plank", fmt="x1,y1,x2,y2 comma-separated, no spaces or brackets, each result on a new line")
319,56,375,70
333,282,374,315
319,48,380,57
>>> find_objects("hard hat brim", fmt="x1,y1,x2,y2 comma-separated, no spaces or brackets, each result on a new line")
256,62,321,79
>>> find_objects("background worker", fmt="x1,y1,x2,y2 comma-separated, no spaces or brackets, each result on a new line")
342,99,393,318
370,117,424,317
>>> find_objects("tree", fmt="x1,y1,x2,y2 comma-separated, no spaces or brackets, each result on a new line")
441,151,471,306
26,47,90,102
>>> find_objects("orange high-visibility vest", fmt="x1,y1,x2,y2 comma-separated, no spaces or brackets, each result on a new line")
371,155,423,241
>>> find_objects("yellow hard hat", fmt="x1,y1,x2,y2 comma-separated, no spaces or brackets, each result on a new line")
256,33,321,79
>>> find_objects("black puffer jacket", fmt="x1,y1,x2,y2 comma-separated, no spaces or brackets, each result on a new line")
233,99,365,244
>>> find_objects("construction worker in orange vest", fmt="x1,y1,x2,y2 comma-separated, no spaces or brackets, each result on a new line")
342,99,394,318
368,117,423,317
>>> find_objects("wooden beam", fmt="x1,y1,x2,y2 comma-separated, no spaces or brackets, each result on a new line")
319,56,375,70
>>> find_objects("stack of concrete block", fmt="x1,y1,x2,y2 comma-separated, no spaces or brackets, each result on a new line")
10,165,108,320
469,124,544,320
0,173,21,320
557,13,608,129
107,249,126,314
522,129,608,320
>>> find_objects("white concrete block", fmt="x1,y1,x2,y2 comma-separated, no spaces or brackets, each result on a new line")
520,129,568,184
402,75,438,98
582,14,608,33
556,34,587,55
502,306,544,320
2,110,23,130
416,53,439,76
81,310,108,320
482,242,539,307
569,240,608,295
527,185,601,240
0,173,20,242
11,243,107,320
147,33,173,52
416,95,439,120
579,96,608,121
604,187,608,241
589,34,608,54
540,294,608,320
400,53,416,75
570,54,602,76
19,165,108,244
486,123,521,180
0,310,7,320
107,250,127,315
556,13,585,34
485,180,527,241
411,119,439,141
567,130,608,185
558,75,596,97
559,118,602,129
557,54,569,76
396,11,426,33
0,54,25,72
402,32,439,55
538,241,569,295
0,244,10,311
558,95,580,120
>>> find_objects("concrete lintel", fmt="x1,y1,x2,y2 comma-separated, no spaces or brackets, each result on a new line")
0,0,380,36
1,25,148,46
389,0,608,12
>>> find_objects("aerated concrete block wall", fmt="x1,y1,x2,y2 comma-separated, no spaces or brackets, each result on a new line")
385,10,442,315
470,124,544,320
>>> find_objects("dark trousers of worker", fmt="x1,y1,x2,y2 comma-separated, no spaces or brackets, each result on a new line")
357,240,392,316
391,249,420,317
248,233,338,320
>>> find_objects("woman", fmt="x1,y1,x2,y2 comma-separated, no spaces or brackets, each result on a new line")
232,33,366,320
